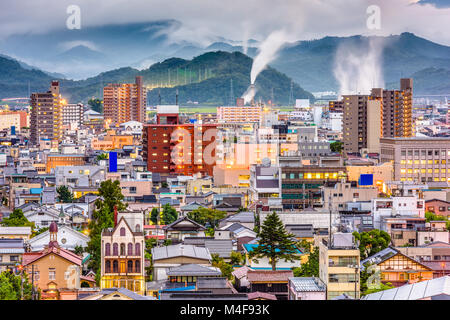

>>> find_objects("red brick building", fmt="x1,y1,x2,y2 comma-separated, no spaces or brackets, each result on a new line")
143,106,217,176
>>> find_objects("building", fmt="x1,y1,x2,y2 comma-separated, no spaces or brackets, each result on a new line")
100,208,145,295
281,166,347,209
361,247,434,288
380,137,450,183
143,105,217,176
22,222,82,300
62,103,84,128
0,238,25,272
46,154,86,174
341,94,382,154
322,182,379,211
0,226,32,240
319,233,360,300
372,196,425,230
103,76,146,126
30,81,64,144
217,105,262,123
249,163,281,206
0,111,28,132
247,270,293,300
151,244,212,281
425,199,450,218
288,277,327,300
340,79,413,154
361,275,450,300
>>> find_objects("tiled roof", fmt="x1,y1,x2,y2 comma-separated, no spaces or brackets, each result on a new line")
0,226,32,235
247,270,293,282
196,277,228,289
23,245,82,266
232,266,253,279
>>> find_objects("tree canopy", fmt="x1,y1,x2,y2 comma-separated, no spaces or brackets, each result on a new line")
353,229,391,260
0,271,33,300
187,207,226,228
293,246,319,277
248,211,300,271
1,209,34,228
57,185,73,203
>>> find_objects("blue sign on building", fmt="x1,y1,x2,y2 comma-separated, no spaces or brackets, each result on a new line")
359,174,374,186
109,152,118,172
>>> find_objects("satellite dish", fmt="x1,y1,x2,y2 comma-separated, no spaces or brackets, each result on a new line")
261,157,271,167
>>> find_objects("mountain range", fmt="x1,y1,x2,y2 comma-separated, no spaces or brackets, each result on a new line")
0,51,314,105
1,23,450,100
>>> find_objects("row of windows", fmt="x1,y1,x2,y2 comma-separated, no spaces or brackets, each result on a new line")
105,242,141,256
401,150,450,157
282,172,341,180
105,260,140,273
400,160,447,165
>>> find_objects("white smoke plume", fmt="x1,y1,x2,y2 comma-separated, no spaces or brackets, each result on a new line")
242,29,290,104
334,37,385,96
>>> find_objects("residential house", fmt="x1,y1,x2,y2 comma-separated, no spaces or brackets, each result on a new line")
247,270,293,300
163,216,206,243
0,226,32,240
288,277,327,300
28,225,89,251
0,238,25,272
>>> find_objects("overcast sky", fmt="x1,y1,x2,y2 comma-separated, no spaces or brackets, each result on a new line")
1,0,450,46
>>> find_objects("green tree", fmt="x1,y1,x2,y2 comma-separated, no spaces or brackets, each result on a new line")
248,211,300,271
330,141,344,153
425,211,450,230
360,264,395,296
74,245,84,256
86,180,127,284
211,254,234,280
31,227,49,238
0,271,33,300
96,153,108,162
57,186,74,203
230,251,244,266
353,230,391,260
88,98,103,113
187,207,226,228
149,208,160,225
161,204,178,225
1,209,34,228
292,246,319,277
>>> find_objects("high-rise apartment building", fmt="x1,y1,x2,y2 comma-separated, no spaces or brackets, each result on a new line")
62,103,84,128
143,105,217,176
341,79,413,154
342,95,381,154
30,81,63,145
103,76,146,126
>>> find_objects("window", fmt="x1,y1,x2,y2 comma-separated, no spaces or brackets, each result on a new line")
49,268,56,280
105,243,111,256
127,260,133,273
120,227,126,236
105,261,111,273
128,243,133,256
10,255,19,262
120,243,126,256
113,260,118,273
135,243,141,256
353,193,359,198
113,243,118,256
129,187,137,194
135,260,140,273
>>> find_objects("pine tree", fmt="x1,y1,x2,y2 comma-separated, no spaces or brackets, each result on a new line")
248,211,300,271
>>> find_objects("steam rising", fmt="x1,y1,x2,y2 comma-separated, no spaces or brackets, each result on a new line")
334,37,385,96
242,29,289,104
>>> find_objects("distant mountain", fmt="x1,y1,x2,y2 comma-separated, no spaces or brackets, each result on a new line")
54,45,107,63
271,32,450,94
0,51,314,105
387,67,450,95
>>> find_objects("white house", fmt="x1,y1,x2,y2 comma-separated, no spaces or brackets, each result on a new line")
372,196,425,229
28,224,90,251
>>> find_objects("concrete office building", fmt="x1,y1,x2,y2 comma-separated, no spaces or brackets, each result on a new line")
62,103,84,127
380,137,450,183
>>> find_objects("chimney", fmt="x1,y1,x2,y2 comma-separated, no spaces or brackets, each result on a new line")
114,205,118,226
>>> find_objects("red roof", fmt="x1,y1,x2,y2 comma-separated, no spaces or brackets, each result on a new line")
23,246,82,266
144,225,167,229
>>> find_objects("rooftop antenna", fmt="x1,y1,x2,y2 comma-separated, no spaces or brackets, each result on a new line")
229,78,234,106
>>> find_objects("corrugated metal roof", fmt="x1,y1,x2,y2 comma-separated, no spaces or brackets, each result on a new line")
152,244,211,261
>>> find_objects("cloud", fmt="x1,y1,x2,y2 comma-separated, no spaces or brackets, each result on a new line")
58,40,100,52
0,0,449,46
